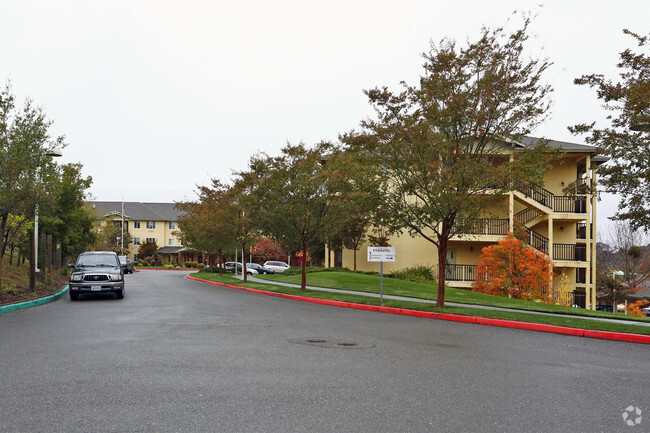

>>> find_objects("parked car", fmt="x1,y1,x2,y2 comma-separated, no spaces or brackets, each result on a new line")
263,261,290,274
118,255,134,274
68,251,125,300
643,306,650,317
221,262,258,275
246,263,274,274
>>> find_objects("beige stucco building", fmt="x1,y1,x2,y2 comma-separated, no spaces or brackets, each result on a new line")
332,137,605,310
90,201,200,264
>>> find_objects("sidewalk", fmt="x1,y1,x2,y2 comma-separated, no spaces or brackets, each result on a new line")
238,275,650,328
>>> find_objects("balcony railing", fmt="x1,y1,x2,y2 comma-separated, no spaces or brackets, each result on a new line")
553,196,587,213
514,208,542,225
521,227,548,253
553,244,587,261
513,180,588,214
513,180,553,208
445,264,478,282
457,219,509,236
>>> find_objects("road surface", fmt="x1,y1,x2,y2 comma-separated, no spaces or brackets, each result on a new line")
0,270,647,432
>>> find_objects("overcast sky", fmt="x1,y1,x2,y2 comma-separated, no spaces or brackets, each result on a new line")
2,0,648,236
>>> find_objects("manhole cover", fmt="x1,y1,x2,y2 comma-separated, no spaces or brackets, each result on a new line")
289,338,375,349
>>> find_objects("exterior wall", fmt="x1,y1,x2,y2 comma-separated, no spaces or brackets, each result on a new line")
104,217,182,260
335,149,599,310
342,230,439,273
543,158,578,195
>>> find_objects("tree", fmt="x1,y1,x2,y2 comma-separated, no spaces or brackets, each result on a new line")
571,29,650,231
347,16,557,307
176,180,238,276
326,145,385,271
93,222,133,254
473,234,554,300
137,239,158,259
252,237,286,263
0,81,66,288
606,221,650,292
243,142,353,291
226,177,262,282
38,163,95,258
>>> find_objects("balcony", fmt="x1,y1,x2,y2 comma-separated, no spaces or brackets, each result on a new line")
445,264,478,282
456,219,509,236
553,244,587,261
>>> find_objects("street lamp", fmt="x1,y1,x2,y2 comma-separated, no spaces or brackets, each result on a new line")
611,270,624,313
34,149,63,274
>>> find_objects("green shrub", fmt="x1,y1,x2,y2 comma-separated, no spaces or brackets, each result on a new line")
165,264,175,269
389,265,436,284
1,282,18,295
197,263,205,269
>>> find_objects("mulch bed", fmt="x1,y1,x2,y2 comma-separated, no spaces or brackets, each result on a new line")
0,275,68,308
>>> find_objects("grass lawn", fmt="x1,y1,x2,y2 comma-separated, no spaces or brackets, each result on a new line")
259,271,650,322
190,271,650,336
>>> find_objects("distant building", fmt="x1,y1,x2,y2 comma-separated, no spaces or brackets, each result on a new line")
89,201,200,264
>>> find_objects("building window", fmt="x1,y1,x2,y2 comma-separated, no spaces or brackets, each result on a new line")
146,237,157,243
169,221,175,230
169,239,175,246
134,221,141,229
133,237,141,245
146,221,156,229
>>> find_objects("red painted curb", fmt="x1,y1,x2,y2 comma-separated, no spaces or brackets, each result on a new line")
136,268,199,271
186,275,650,344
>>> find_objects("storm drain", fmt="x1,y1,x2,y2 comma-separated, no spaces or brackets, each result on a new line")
289,338,375,349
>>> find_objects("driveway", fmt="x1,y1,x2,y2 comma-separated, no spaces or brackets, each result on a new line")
0,270,647,432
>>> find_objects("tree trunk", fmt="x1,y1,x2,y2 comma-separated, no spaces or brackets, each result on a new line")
301,240,307,292
0,212,8,288
437,240,447,309
353,247,357,271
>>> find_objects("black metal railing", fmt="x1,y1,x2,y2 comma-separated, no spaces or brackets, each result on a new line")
457,219,509,236
513,180,588,214
553,196,587,213
514,208,542,225
553,244,587,261
522,227,548,253
512,180,554,208
445,264,478,282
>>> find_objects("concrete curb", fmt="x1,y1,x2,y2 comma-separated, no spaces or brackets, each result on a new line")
0,285,69,315
187,275,650,345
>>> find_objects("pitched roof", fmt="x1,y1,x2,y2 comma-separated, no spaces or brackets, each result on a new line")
89,201,182,221
519,136,599,153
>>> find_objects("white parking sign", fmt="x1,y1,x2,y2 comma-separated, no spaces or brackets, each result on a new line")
367,247,396,262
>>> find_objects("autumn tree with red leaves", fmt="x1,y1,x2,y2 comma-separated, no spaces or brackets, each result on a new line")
473,234,554,301
252,237,286,263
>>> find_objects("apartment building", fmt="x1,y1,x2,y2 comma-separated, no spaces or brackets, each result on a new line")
335,137,604,310
90,201,197,264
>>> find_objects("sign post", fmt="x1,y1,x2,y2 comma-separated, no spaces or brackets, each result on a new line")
367,247,396,303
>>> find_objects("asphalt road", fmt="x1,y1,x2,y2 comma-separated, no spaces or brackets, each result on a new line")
0,270,648,433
